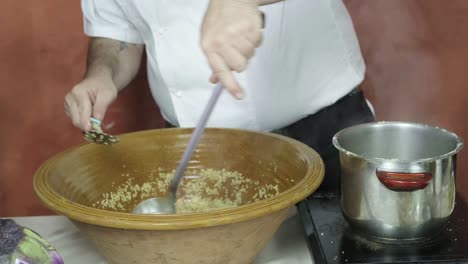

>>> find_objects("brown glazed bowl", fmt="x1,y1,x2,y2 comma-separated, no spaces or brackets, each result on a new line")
33,128,324,264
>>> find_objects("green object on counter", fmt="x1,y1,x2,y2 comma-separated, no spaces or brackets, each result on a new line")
0,219,63,264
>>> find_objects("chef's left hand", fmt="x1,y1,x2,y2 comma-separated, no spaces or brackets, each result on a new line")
201,0,264,99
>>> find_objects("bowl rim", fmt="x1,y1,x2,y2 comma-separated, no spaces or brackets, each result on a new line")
33,127,324,230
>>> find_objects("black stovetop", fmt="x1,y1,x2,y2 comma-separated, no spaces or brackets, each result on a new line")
298,192,468,264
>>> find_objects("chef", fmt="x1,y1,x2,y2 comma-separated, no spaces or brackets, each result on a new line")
64,0,375,192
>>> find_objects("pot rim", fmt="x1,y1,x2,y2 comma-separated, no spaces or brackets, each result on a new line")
332,121,464,164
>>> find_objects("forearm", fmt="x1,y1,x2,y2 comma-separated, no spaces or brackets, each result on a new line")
85,37,144,91
222,0,282,6
257,0,283,5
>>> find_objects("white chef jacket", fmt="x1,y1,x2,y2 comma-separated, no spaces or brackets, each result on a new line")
81,0,365,131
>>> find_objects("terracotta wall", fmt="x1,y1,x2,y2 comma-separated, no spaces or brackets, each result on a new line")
1,0,467,217
344,0,468,198
0,0,162,217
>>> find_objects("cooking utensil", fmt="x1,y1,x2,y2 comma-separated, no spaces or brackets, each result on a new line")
33,127,324,264
333,121,463,242
132,83,224,214
83,117,119,145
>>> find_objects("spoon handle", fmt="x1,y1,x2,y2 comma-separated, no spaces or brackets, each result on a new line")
169,83,224,193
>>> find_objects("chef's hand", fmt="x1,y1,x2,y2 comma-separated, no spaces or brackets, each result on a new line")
64,76,117,131
201,0,264,99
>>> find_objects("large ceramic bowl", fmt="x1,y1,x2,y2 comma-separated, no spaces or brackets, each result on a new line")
33,128,324,264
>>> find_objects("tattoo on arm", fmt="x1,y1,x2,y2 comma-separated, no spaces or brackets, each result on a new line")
86,38,123,78
119,41,128,51
85,38,141,82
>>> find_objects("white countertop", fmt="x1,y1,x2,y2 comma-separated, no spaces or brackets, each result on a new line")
9,210,314,264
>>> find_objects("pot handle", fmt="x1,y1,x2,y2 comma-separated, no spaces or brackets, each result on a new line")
376,169,433,192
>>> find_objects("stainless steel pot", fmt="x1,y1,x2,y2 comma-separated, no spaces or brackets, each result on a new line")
333,121,464,242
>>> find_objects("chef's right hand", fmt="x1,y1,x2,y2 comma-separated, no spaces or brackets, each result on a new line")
201,0,264,100
64,76,117,131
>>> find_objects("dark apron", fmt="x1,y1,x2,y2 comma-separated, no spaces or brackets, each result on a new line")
272,88,375,194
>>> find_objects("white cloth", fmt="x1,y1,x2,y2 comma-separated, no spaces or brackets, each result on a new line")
9,211,314,264
81,0,365,131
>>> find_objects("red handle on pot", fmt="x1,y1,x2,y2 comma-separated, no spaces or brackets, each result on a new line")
376,169,433,191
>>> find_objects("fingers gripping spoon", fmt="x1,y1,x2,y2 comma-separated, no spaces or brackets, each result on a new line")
83,117,119,145
132,83,224,214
